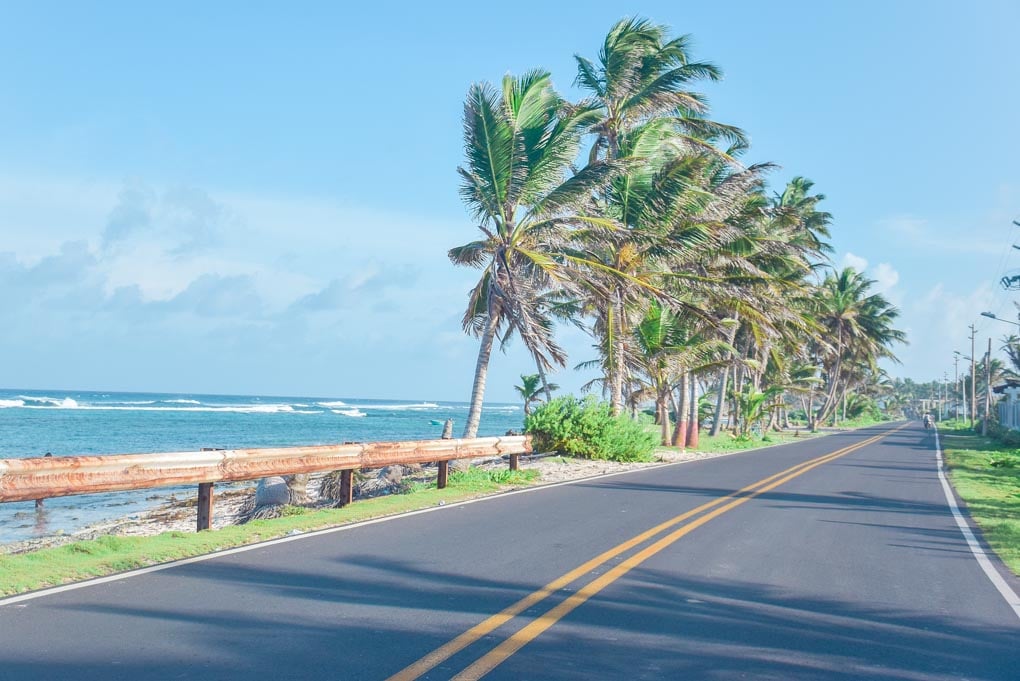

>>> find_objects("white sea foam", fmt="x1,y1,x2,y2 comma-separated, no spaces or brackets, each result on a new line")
247,404,294,413
333,408,367,417
19,403,306,414
317,401,348,408
0,399,25,408
17,395,65,406
165,399,201,405
357,402,440,411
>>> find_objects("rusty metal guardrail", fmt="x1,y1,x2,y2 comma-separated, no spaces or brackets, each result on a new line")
0,435,531,531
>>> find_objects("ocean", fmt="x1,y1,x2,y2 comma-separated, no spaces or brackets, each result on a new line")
0,388,525,545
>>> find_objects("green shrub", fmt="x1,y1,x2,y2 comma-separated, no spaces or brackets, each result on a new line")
989,454,1019,468
525,396,657,462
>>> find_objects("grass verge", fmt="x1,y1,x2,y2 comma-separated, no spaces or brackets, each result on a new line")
0,468,539,598
939,428,1020,576
686,428,823,454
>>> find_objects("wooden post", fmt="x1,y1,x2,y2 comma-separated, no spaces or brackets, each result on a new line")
196,447,224,532
438,419,453,489
197,483,214,531
509,453,519,471
339,469,354,507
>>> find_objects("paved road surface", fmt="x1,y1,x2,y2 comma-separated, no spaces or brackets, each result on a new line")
1,423,1018,680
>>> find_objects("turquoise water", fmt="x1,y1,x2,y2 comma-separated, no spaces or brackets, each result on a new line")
0,389,524,544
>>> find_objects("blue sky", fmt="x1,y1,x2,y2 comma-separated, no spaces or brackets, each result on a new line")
1,1,1018,401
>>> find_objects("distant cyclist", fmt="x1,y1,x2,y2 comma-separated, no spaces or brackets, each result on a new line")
923,414,933,429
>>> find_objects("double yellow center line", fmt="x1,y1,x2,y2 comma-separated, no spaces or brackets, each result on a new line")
388,425,904,681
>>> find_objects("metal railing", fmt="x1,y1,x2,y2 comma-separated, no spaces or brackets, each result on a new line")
0,435,531,531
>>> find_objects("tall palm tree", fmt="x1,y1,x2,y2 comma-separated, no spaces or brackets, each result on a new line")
450,70,618,438
812,268,906,427
572,18,747,415
575,17,745,164
708,176,831,436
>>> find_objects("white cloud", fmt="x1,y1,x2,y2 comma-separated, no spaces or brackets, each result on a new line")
840,252,869,272
871,263,901,307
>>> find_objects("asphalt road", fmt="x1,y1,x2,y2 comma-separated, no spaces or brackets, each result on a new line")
1,423,1018,681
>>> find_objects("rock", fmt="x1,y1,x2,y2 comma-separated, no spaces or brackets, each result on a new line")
255,477,290,506
284,473,309,504
378,466,403,485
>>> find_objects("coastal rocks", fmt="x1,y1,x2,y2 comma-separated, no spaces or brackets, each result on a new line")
255,477,290,506
284,473,309,504
354,465,409,499
238,476,297,523
319,466,414,506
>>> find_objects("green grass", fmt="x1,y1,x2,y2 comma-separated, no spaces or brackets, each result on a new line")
0,467,539,597
683,428,823,454
940,431,1020,575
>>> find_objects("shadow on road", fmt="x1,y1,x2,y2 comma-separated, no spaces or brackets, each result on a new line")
3,554,1017,680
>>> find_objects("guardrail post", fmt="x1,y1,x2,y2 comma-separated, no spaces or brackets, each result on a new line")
509,453,519,471
196,447,223,532
438,419,453,489
197,483,214,531
339,470,354,507
437,461,449,489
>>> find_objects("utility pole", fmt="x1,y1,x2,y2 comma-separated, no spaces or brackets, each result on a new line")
970,324,977,428
983,337,992,436
953,352,960,419
944,372,949,421
938,378,943,421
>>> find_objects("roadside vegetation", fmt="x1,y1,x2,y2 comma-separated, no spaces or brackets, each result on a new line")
449,17,906,441
525,396,658,461
939,421,1020,575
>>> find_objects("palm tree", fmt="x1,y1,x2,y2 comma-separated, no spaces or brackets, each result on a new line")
515,373,559,416
708,176,831,436
572,18,747,415
631,300,731,445
450,70,618,438
812,268,906,427
575,17,745,164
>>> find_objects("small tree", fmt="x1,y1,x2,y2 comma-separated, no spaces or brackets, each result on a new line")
515,373,559,416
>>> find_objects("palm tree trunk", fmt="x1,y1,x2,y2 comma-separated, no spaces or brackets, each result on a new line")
536,361,553,402
710,368,729,437
710,317,740,437
674,372,690,448
815,331,845,425
463,312,499,439
610,292,627,416
659,387,671,447
687,376,699,449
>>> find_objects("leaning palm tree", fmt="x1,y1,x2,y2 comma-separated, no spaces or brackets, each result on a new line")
450,70,618,438
575,16,745,164
812,268,906,427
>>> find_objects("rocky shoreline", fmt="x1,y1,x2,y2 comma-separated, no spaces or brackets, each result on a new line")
1,447,740,555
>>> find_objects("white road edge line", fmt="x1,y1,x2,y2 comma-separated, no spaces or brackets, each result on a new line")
934,427,1020,620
